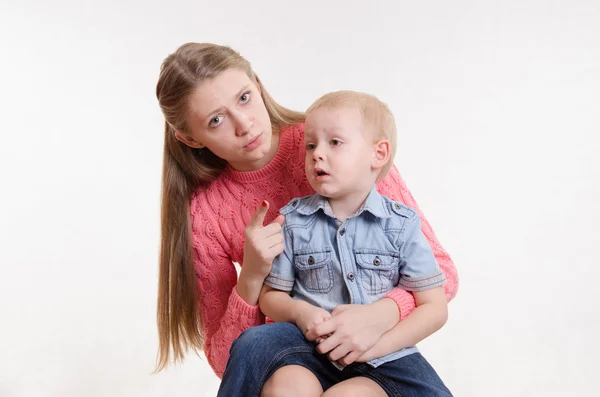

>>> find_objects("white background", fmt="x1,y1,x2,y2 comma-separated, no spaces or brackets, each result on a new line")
1,0,598,396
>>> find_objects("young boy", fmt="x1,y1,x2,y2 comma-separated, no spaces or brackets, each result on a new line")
258,90,452,396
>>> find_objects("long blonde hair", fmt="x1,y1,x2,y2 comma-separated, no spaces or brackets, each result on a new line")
154,42,304,372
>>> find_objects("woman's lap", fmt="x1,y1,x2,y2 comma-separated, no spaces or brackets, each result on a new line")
217,322,452,397
345,353,453,396
217,322,340,396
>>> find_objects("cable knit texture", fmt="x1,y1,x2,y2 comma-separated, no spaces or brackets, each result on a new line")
190,123,459,378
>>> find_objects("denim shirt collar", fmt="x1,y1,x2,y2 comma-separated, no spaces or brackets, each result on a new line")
297,186,392,219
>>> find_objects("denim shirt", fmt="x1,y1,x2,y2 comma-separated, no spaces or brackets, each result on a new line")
264,186,446,367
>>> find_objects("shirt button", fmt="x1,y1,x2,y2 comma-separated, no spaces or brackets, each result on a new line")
373,256,381,266
347,272,355,281
308,256,315,265
339,228,346,236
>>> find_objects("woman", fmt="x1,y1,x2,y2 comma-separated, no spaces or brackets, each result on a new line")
154,42,458,396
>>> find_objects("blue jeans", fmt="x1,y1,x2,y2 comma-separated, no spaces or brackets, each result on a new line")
217,322,453,397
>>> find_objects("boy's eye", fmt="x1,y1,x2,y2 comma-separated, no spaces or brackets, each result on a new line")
240,92,250,103
306,143,316,151
330,139,342,146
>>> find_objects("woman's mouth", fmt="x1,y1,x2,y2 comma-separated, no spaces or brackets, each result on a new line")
244,133,263,150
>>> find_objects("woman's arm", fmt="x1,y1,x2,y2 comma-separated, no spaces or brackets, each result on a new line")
196,249,264,378
377,164,459,319
192,201,284,378
237,200,286,305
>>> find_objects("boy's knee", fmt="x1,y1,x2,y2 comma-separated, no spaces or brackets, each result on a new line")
321,377,386,397
260,365,322,397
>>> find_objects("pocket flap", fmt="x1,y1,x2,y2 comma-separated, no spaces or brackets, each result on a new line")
354,250,399,270
294,249,331,269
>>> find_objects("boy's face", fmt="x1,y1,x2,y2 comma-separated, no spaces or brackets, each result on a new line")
304,106,378,200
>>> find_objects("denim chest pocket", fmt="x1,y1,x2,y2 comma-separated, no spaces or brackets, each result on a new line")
294,249,334,293
354,250,400,294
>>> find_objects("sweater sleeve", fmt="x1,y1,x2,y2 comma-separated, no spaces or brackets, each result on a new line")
191,204,265,378
376,164,459,320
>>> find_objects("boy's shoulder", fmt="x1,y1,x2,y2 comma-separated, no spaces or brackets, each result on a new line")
379,194,418,220
278,194,316,216
278,192,418,224
368,195,421,239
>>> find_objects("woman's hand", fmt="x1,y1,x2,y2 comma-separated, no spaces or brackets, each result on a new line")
305,299,399,365
237,201,285,305
354,346,380,363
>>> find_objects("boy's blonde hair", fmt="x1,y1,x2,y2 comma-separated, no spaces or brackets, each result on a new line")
306,90,397,180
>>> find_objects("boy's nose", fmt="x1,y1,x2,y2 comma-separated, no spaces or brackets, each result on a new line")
312,146,324,161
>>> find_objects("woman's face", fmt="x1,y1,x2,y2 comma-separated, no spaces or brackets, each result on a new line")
177,68,274,171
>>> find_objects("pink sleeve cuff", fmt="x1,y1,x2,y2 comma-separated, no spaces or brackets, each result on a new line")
228,286,264,327
384,288,416,321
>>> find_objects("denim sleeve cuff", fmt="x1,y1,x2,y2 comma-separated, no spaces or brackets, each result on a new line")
264,274,295,291
399,271,447,291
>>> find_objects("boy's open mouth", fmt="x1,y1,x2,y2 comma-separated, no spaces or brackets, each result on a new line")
314,168,329,178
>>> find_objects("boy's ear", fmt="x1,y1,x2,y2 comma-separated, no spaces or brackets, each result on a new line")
174,130,205,149
372,139,391,171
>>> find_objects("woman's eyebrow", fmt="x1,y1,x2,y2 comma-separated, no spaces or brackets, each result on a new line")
202,84,251,120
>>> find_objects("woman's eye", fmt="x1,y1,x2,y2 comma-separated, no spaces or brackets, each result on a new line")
240,92,250,104
209,116,223,127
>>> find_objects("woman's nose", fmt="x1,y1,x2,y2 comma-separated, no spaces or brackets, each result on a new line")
232,110,253,136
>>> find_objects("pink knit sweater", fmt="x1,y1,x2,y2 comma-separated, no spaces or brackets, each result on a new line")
190,123,459,378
